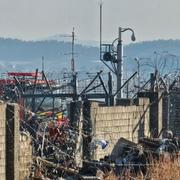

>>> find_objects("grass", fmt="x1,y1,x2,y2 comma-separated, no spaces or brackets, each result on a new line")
104,159,180,180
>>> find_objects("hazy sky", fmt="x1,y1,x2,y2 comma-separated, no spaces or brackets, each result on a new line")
0,0,179,43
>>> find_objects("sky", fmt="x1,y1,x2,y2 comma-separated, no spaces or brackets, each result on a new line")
0,0,179,43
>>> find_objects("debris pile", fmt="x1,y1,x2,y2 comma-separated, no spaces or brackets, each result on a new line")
111,134,180,177
20,108,82,179
20,108,180,179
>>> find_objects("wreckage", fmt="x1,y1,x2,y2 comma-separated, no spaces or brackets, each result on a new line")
18,97,180,179
0,66,180,179
0,26,180,179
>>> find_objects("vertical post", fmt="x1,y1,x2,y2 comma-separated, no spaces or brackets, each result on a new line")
150,73,155,92
100,2,102,60
71,28,77,101
42,56,44,72
72,73,77,101
137,59,140,89
42,56,45,81
52,97,55,119
6,104,19,180
116,27,123,100
108,72,114,106
126,82,129,99
0,104,6,180
167,94,170,130
158,92,163,137
135,58,140,90
32,69,38,112
71,28,75,73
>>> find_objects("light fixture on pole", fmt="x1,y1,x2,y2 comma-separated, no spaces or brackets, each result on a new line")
116,27,136,100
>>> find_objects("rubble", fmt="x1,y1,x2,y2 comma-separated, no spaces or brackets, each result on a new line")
1,69,180,179
18,104,180,179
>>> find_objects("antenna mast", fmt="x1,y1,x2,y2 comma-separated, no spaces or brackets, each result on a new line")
71,27,75,73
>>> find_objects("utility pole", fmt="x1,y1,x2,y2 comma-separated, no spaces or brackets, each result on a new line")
116,27,123,100
116,27,135,101
70,28,78,101
71,27,75,73
100,2,102,60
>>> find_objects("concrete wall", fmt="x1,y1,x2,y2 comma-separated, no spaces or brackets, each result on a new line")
0,102,32,180
6,103,19,180
90,98,150,160
0,103,6,179
138,92,163,137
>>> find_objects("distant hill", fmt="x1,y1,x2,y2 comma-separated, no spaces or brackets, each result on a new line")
40,34,100,47
0,38,180,75
0,38,99,72
124,39,180,58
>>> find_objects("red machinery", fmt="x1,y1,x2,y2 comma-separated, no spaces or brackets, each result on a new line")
0,71,56,120
0,71,55,86
7,72,42,77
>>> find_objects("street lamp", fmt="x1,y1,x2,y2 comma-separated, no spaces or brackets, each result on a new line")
116,27,136,100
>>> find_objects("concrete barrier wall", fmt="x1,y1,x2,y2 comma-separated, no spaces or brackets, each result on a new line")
0,103,6,179
6,103,19,180
0,102,32,180
90,98,150,160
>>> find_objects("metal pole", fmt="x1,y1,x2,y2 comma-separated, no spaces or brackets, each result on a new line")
167,94,170,130
135,58,140,89
150,73,155,92
52,97,55,119
116,27,123,100
100,2,102,60
42,56,44,72
126,82,129,99
72,73,77,101
71,28,75,73
138,60,140,89
108,72,114,106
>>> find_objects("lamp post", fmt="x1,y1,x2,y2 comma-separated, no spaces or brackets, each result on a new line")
116,27,136,100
